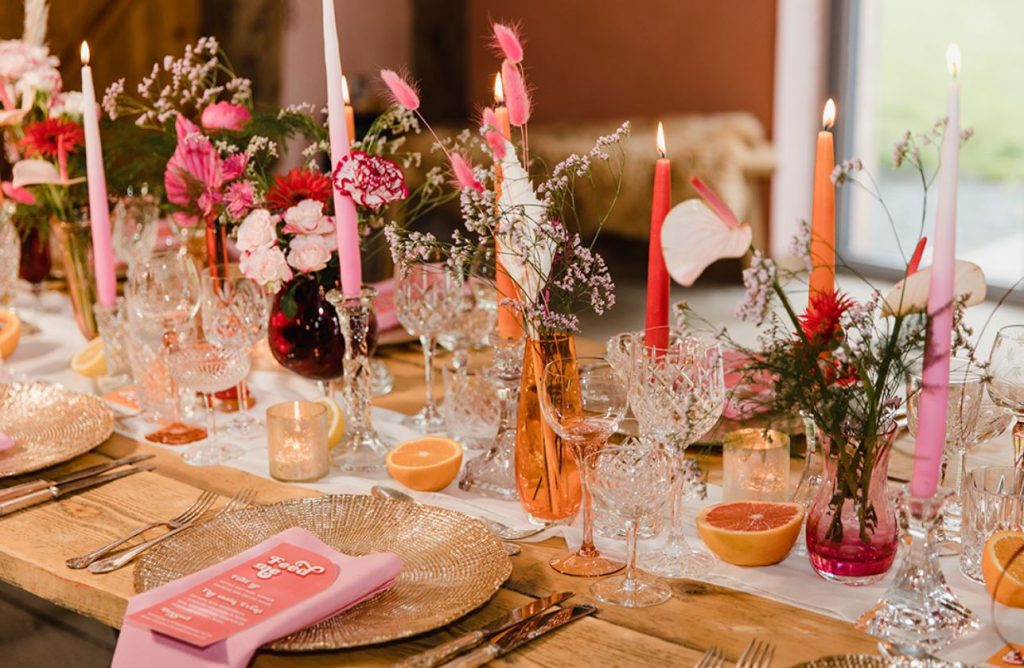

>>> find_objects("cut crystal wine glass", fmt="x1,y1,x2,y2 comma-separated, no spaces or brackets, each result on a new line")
988,325,1024,469
629,327,724,579
538,356,627,576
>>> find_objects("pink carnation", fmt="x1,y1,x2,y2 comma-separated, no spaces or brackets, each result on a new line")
200,101,251,131
333,150,408,210
224,180,255,220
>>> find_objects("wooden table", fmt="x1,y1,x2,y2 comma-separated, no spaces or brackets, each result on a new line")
0,341,881,667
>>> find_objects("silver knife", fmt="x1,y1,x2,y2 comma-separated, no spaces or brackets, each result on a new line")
440,604,597,668
0,465,154,516
0,454,155,503
398,592,575,668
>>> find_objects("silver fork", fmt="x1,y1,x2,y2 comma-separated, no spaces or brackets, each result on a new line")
695,646,725,668
88,488,255,574
736,639,775,668
66,490,218,569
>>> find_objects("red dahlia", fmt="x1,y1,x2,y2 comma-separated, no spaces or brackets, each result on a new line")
19,118,84,159
265,168,333,210
800,290,853,348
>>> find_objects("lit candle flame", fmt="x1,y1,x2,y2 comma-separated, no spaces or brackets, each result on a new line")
822,98,836,130
493,72,504,105
656,122,666,158
342,75,350,105
80,41,90,66
947,43,961,79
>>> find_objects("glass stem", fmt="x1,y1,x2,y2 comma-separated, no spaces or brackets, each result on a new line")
162,325,181,424
955,447,968,500
205,393,216,438
577,448,598,558
237,380,249,417
421,335,438,418
1013,419,1024,471
623,519,639,593
667,452,689,549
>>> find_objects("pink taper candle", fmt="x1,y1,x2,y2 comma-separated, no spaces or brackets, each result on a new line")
911,44,961,500
79,42,117,308
321,0,361,295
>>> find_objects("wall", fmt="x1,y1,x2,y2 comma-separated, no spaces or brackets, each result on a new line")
465,0,777,133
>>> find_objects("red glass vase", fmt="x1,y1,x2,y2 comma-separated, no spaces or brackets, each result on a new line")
805,426,899,585
268,275,378,381
18,227,51,284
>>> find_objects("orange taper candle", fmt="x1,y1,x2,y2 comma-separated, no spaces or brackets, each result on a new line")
342,75,356,146
809,99,836,305
644,122,671,349
493,72,521,338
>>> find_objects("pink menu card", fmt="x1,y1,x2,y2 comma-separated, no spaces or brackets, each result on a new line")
113,527,402,668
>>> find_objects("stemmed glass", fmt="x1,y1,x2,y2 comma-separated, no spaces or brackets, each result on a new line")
629,327,725,578
111,189,159,269
0,203,21,379
538,357,627,576
201,274,268,431
127,249,206,444
905,357,984,539
988,325,1024,469
168,340,251,466
394,260,462,433
587,444,675,606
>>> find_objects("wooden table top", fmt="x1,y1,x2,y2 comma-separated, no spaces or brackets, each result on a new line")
0,339,882,667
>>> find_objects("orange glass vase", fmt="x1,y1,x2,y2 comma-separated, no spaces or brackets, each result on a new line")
515,335,581,522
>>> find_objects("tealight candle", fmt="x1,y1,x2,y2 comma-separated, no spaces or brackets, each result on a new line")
267,401,330,482
722,429,791,502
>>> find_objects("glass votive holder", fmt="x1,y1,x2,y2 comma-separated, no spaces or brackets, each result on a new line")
960,466,1024,583
722,428,791,502
267,401,330,482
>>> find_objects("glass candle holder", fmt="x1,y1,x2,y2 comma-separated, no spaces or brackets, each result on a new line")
267,401,330,482
722,428,791,502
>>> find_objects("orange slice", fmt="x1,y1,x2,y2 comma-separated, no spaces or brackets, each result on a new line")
385,436,463,492
0,309,20,360
982,529,1024,608
696,500,805,566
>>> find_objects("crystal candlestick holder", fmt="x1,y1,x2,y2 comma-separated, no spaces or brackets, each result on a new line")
326,286,389,473
858,487,980,657
93,299,132,393
459,336,525,499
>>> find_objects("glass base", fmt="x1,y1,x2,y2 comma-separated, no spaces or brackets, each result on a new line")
549,549,623,577
402,408,446,434
810,564,888,586
371,360,393,396
591,573,672,608
182,441,243,466
145,421,207,445
226,412,261,434
459,441,517,500
332,430,389,473
640,543,718,579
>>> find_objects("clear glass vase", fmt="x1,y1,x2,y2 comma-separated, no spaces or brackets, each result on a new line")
50,216,99,340
806,426,899,585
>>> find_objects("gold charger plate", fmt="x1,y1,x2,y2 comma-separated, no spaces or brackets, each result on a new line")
0,382,115,478
134,494,512,651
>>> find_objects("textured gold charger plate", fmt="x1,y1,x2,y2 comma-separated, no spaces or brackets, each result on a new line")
135,494,512,651
792,656,973,668
0,382,115,478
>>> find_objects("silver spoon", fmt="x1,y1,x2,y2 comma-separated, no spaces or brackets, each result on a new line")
370,486,521,556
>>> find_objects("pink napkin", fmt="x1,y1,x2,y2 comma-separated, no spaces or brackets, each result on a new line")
112,527,402,668
370,277,399,332
0,431,13,453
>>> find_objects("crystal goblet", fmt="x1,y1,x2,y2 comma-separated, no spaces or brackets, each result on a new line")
988,325,1024,469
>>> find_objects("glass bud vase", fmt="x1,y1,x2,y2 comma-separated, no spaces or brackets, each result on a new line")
50,216,100,339
806,426,899,585
515,334,581,522
325,286,388,472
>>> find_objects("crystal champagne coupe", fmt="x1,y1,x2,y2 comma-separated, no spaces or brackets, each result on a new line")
988,325,1024,469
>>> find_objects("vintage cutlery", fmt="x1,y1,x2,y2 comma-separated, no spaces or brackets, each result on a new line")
0,465,154,516
736,638,775,668
370,486,522,556
88,487,256,573
439,604,596,668
398,591,574,668
66,489,218,569
695,646,726,668
0,454,154,503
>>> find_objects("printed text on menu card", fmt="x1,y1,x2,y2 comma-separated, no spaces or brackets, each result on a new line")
126,542,339,648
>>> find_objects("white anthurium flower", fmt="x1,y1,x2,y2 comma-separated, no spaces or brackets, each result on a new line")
496,139,555,305
11,159,84,188
0,108,27,127
660,199,752,286
881,260,986,317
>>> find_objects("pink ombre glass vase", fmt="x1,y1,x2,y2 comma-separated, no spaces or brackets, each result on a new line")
806,426,899,585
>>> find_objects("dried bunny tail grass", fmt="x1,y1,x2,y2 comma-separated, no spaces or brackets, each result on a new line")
500,60,530,127
491,22,524,63
379,69,420,111
449,153,483,192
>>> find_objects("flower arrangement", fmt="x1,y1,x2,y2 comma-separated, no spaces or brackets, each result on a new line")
670,121,986,543
381,22,626,335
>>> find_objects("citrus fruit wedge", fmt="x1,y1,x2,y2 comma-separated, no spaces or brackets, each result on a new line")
313,396,346,449
0,309,20,360
385,436,463,492
982,529,1024,608
696,500,804,566
70,337,107,378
